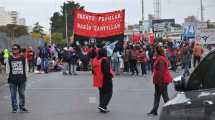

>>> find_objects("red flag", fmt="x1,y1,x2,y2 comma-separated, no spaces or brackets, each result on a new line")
132,32,141,43
149,33,155,45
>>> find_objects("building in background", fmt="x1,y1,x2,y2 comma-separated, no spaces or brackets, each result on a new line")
0,7,26,26
9,11,18,24
0,7,12,25
18,18,26,26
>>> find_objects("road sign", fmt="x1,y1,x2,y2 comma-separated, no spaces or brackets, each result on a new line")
196,29,215,44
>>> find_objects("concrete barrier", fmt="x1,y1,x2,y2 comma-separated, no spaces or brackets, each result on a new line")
0,65,7,86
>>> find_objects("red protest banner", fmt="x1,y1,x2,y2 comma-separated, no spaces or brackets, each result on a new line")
74,9,125,38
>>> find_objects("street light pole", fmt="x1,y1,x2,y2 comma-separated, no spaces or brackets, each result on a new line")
200,0,204,22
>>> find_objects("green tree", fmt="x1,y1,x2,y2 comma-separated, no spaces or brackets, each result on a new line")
50,12,64,34
32,22,44,34
51,32,65,45
50,1,84,39
63,1,84,37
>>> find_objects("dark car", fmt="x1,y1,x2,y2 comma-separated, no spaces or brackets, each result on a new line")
160,50,215,120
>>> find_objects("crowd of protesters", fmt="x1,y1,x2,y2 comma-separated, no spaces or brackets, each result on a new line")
0,39,207,77
0,38,208,114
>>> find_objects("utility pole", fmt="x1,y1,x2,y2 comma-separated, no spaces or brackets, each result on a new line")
65,3,69,45
154,0,161,19
142,0,144,23
200,0,204,22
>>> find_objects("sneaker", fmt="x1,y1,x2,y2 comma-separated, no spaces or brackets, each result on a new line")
20,107,29,112
63,72,68,75
12,109,17,113
147,112,158,116
98,107,110,113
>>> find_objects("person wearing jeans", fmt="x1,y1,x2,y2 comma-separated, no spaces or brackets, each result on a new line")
41,58,49,73
6,44,29,113
9,83,26,111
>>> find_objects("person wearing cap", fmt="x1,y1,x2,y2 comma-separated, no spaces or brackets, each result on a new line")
6,44,29,113
148,46,172,116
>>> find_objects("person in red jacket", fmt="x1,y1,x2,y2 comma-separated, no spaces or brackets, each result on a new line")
92,48,114,113
137,48,148,75
148,46,173,116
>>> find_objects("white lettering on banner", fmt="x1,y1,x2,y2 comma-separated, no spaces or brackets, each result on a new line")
77,13,96,21
93,23,121,31
78,13,121,22
98,13,121,22
11,61,24,75
77,23,121,32
77,23,92,31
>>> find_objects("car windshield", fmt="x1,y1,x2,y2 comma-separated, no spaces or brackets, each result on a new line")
187,51,215,91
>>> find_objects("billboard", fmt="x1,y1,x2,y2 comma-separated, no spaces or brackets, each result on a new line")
182,22,197,39
152,19,175,32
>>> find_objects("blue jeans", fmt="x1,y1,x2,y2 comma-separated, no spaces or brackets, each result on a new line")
141,63,147,75
9,82,26,110
112,62,120,75
41,58,49,73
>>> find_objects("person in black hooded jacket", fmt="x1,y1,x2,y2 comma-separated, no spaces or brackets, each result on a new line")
92,48,114,113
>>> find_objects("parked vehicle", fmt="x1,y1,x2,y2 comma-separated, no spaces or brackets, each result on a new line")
160,50,215,120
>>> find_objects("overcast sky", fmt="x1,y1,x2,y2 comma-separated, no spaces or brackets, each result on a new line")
0,0,215,31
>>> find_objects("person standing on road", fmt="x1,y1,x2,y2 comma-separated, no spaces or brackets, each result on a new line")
111,49,120,75
128,46,138,76
181,42,192,74
193,42,204,68
26,47,35,73
92,48,114,113
6,44,29,113
39,43,49,73
137,48,148,75
148,46,172,116
69,47,78,75
62,47,70,75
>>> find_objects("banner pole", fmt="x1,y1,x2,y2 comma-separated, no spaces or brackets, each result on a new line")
65,4,69,45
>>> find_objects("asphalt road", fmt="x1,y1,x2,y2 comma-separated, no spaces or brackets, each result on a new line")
0,70,182,120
